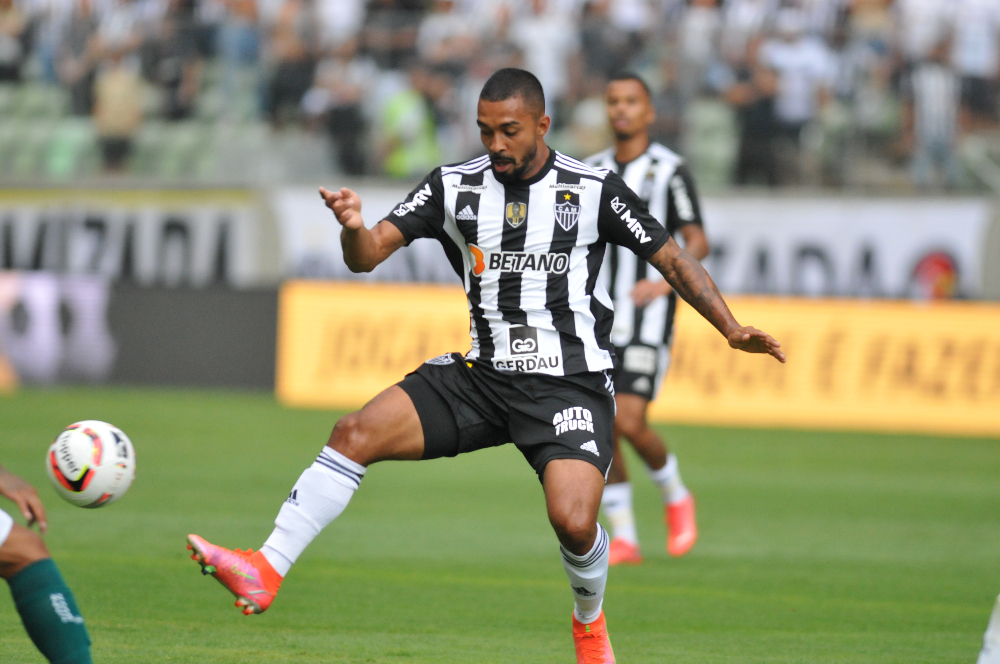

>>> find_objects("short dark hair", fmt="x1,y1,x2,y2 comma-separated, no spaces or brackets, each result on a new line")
608,71,652,98
479,68,546,117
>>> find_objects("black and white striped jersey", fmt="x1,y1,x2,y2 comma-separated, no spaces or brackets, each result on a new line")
383,149,669,376
585,142,703,348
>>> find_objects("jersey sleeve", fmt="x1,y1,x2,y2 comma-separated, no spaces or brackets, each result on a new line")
597,171,670,260
665,163,704,234
382,168,446,245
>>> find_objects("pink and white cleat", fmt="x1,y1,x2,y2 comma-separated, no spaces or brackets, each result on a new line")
186,534,283,615
666,494,698,557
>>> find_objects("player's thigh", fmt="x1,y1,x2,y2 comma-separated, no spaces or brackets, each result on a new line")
328,385,425,465
0,519,49,580
614,392,651,437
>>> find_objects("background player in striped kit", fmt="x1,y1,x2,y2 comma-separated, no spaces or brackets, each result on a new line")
187,68,784,664
586,73,710,565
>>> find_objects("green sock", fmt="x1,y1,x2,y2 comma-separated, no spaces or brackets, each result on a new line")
8,558,92,664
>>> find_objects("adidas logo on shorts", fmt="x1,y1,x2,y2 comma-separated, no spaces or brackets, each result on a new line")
580,440,599,456
456,205,477,221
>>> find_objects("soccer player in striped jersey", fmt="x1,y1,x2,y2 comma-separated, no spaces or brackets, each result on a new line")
585,73,708,565
187,68,784,664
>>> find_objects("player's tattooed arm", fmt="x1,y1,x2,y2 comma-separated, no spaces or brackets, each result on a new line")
320,187,408,272
648,238,786,363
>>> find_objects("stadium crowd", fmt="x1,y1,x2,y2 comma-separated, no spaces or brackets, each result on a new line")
0,0,999,190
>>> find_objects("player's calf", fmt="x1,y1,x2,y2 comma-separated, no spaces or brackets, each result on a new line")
2,526,92,664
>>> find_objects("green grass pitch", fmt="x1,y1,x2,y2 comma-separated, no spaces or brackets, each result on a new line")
0,387,997,663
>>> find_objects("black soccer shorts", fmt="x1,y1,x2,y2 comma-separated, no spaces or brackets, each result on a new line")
397,353,616,481
610,343,671,401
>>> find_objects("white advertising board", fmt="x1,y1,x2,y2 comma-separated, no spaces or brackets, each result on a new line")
274,187,996,298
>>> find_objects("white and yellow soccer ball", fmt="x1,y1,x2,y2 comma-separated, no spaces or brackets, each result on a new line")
46,421,136,508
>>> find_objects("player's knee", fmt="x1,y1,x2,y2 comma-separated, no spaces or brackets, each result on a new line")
327,413,372,464
550,506,597,553
615,414,646,442
0,525,49,579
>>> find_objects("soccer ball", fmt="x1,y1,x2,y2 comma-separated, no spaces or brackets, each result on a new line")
46,421,136,508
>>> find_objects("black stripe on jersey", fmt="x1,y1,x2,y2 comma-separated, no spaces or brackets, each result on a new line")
663,292,678,346
588,241,616,361
455,170,495,359
630,248,649,345
498,184,530,326
547,169,587,374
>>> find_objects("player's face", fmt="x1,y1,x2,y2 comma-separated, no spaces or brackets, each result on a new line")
605,80,654,141
477,96,550,183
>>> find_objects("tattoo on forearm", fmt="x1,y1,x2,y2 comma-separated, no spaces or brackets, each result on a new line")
650,241,737,336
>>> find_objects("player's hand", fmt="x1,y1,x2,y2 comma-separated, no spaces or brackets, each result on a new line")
0,467,48,533
727,326,786,363
631,279,672,306
319,187,364,231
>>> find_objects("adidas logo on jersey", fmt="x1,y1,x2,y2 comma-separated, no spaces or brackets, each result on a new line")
609,196,652,244
553,407,595,435
456,205,477,221
580,440,600,457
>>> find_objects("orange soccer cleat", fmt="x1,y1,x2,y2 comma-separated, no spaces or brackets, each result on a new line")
666,494,698,557
186,534,283,615
607,537,643,566
572,611,616,664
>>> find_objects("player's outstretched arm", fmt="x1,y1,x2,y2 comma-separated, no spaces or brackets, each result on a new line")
319,187,408,273
648,239,786,363
0,465,47,533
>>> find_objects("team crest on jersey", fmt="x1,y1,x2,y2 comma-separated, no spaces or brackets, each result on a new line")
505,202,527,228
553,191,581,231
424,354,455,366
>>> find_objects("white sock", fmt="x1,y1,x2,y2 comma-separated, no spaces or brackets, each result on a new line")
601,482,638,546
561,524,609,625
260,448,366,577
649,453,689,504
979,594,1000,664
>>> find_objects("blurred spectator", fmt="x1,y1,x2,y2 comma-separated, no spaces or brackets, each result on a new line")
580,0,632,80
725,36,778,185
893,0,954,67
950,0,1000,130
416,0,475,75
567,74,611,157
649,55,684,151
678,0,721,99
302,38,376,174
150,0,203,120
0,0,27,82
93,49,144,171
57,0,99,115
362,0,421,71
904,40,962,190
95,0,142,59
265,0,317,126
720,0,776,63
509,0,581,120
760,8,834,183
378,62,442,178
316,0,364,49
217,0,260,114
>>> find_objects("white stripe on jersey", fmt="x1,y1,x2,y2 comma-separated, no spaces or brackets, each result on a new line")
587,142,683,347
439,153,614,375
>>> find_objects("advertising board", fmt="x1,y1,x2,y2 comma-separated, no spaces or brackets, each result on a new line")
276,281,1000,437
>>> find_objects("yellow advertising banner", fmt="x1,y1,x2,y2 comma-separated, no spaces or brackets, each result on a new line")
276,281,1000,437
